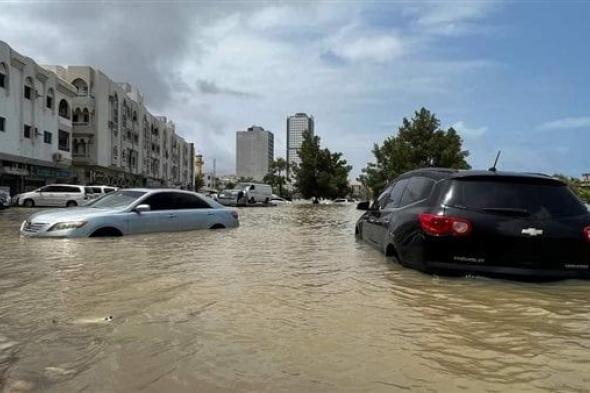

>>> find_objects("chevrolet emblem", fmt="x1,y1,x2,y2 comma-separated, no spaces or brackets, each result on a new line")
521,228,543,236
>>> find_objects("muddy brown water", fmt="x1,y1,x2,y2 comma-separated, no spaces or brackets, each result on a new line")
1,205,589,393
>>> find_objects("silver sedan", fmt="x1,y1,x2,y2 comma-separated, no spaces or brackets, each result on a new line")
20,189,239,238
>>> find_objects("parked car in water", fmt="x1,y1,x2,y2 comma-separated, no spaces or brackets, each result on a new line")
88,185,118,197
270,194,291,205
356,168,590,280
0,190,10,210
20,189,239,238
218,183,273,206
14,184,95,207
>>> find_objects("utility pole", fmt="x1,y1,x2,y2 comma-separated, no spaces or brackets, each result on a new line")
212,158,216,189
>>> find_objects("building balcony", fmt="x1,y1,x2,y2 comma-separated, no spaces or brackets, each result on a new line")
73,95,95,109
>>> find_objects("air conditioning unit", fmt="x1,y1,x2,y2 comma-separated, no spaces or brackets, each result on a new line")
52,152,63,162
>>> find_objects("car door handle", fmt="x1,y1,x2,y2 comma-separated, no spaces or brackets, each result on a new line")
207,212,215,216
167,214,176,218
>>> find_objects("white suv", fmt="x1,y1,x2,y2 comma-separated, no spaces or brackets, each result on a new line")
16,185,94,208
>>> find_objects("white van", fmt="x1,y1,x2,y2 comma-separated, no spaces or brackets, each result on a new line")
218,183,273,206
88,185,118,199
15,184,94,207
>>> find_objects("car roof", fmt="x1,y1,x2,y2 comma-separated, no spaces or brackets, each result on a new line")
397,168,564,184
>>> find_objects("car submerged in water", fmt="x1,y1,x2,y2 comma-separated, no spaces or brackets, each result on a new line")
20,189,239,238
356,168,590,280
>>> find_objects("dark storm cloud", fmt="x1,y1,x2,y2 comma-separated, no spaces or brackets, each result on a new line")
196,79,257,98
2,1,243,111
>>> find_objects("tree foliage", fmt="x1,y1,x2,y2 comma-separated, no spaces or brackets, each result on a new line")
294,131,352,199
359,107,471,196
263,158,288,197
194,173,204,191
553,174,590,203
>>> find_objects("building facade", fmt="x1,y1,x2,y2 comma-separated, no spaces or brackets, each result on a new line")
45,65,195,190
286,112,314,175
236,125,274,181
0,40,77,195
194,154,204,177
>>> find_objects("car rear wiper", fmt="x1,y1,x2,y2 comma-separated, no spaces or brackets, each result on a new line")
482,207,530,217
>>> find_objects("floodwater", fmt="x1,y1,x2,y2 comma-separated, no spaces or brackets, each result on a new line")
1,204,590,393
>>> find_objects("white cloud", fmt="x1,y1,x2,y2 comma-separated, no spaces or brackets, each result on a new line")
328,32,403,63
413,1,499,35
0,1,500,176
537,116,590,130
451,121,488,138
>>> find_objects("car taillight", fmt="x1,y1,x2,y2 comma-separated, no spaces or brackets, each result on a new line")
583,226,590,242
419,213,472,237
231,211,239,220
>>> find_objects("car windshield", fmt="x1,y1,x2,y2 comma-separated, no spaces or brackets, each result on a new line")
88,191,146,209
445,179,587,219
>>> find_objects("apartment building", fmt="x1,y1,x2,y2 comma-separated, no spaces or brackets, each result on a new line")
236,125,274,181
0,41,77,195
46,66,195,189
286,113,314,176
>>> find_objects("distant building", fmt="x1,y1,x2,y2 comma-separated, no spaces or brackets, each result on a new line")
236,125,274,181
194,154,204,177
45,65,194,189
286,112,314,176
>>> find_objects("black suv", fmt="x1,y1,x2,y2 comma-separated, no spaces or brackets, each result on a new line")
356,168,590,280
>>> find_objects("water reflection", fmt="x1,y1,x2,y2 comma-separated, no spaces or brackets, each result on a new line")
1,206,589,392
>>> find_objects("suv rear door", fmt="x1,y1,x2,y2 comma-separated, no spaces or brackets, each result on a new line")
440,177,590,270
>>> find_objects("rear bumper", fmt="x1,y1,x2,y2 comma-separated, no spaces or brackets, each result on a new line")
423,261,590,280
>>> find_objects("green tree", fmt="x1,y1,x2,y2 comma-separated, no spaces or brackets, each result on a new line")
359,107,470,196
263,158,288,197
553,174,590,203
294,131,352,199
194,173,204,191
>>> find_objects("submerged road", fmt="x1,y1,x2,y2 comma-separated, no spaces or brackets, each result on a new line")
1,204,589,392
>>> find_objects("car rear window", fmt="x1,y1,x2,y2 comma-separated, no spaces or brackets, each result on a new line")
445,179,587,219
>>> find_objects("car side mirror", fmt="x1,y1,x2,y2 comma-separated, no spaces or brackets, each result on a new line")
357,201,370,210
134,204,151,213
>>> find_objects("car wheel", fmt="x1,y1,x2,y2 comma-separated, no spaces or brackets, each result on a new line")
23,199,34,208
66,201,78,207
90,227,123,237
249,197,256,204
264,198,269,204
210,223,225,229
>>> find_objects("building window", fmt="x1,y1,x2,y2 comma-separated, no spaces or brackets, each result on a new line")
24,77,34,100
0,117,5,132
24,125,31,138
71,78,88,96
0,63,6,89
58,99,70,119
58,130,70,151
112,146,118,160
43,131,52,144
46,88,54,109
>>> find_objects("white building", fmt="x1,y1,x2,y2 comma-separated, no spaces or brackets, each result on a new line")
236,125,274,181
286,113,314,176
0,40,77,195
45,66,195,189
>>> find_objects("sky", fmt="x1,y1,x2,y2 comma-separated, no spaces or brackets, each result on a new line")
1,0,589,178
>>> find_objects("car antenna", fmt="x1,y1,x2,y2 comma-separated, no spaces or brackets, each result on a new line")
489,150,501,172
